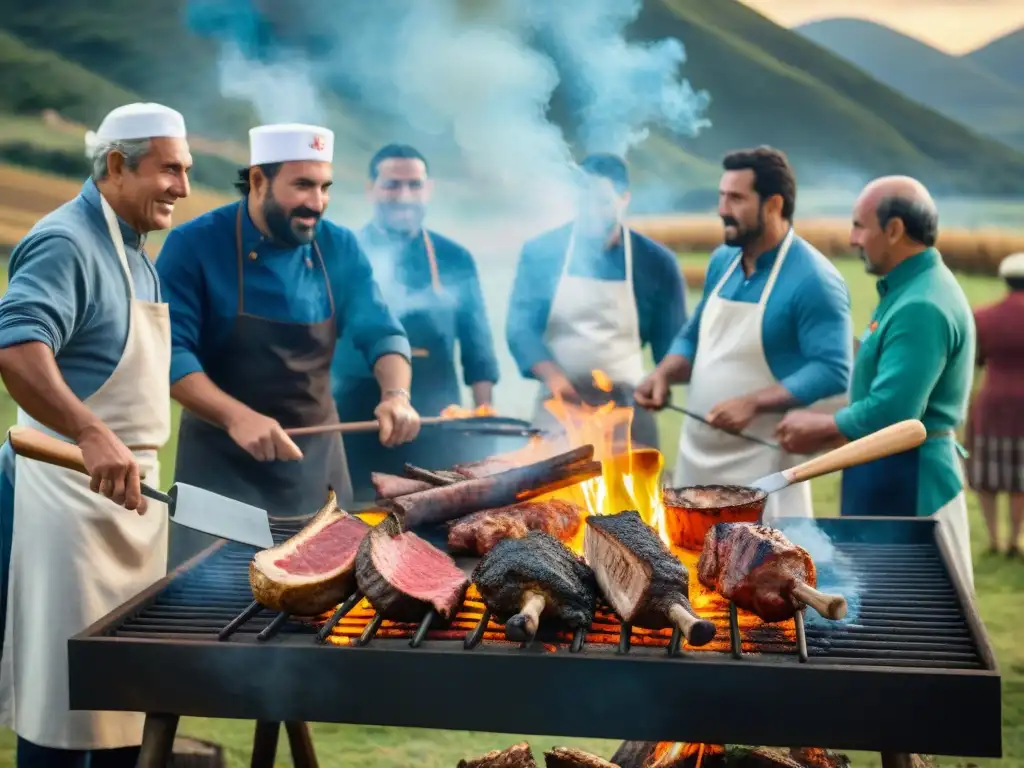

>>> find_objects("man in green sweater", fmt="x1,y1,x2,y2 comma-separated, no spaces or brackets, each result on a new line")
775,176,976,591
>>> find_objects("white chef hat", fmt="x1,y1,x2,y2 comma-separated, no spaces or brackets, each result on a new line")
84,102,187,156
999,252,1024,279
249,123,334,166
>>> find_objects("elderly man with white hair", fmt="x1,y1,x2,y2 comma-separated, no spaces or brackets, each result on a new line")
776,175,976,591
156,123,418,569
967,251,1024,556
0,103,191,767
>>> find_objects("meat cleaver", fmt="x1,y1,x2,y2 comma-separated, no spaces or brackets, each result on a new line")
6,426,274,549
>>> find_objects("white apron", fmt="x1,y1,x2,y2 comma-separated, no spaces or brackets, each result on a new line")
935,440,974,592
531,225,645,426
673,229,816,523
0,195,172,750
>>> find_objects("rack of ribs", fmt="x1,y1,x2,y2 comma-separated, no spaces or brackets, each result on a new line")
583,510,716,648
472,530,598,643
697,522,848,623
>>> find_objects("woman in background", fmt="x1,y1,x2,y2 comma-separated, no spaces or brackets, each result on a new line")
969,252,1024,556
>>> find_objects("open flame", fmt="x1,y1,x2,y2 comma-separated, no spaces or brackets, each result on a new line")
439,403,498,418
649,743,727,768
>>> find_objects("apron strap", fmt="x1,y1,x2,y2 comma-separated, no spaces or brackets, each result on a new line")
98,195,136,301
757,227,795,308
423,230,442,293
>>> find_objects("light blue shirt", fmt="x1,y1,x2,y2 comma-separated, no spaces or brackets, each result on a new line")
669,232,853,405
0,179,160,481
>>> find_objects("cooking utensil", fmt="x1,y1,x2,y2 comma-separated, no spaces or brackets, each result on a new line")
285,416,542,438
662,402,780,449
7,426,274,550
663,419,927,548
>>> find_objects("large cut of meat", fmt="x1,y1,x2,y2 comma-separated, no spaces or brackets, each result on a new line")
543,747,619,768
458,742,538,768
584,511,715,647
355,514,470,622
249,490,370,616
697,523,847,622
472,531,597,642
448,499,584,555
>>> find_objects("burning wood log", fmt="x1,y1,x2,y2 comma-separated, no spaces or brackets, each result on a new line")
610,743,852,768
544,746,619,767
381,446,600,528
403,463,464,486
457,741,538,767
371,473,435,499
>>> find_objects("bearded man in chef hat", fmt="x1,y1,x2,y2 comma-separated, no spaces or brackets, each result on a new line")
0,101,191,767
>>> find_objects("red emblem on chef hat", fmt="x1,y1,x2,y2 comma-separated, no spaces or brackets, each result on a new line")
310,135,326,151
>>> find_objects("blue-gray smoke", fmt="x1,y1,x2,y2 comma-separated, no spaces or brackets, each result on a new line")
779,517,864,629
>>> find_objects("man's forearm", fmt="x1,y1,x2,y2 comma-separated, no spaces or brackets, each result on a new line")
471,382,494,408
658,353,693,385
750,384,801,414
0,342,102,440
373,353,412,395
530,360,564,384
171,372,252,431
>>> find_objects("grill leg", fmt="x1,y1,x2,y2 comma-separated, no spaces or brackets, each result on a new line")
880,753,913,768
284,721,320,768
137,713,180,768
251,721,280,768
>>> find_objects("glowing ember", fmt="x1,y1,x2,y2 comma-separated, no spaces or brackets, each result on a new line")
650,743,727,768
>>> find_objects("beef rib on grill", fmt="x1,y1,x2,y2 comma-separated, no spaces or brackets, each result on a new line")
697,522,848,622
355,514,470,623
248,490,370,616
472,530,598,643
448,499,584,556
544,747,619,768
458,741,538,768
583,510,715,647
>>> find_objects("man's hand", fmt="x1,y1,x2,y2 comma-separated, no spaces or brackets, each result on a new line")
376,391,421,447
633,370,670,410
226,410,304,462
707,395,759,433
775,410,843,455
544,370,581,404
76,421,147,515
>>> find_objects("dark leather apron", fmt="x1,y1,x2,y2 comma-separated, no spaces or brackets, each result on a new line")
168,206,350,570
338,231,465,500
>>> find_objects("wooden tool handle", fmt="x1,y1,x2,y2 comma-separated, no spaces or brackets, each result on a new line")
286,416,450,437
792,582,848,621
7,426,89,475
505,591,546,643
668,603,717,647
784,419,926,484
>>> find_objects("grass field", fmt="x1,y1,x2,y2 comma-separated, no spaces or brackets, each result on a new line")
0,253,1017,766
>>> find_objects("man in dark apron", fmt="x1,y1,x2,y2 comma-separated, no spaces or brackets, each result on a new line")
332,144,500,500
156,124,420,569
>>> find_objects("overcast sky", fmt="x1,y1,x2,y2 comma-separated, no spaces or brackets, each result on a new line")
737,0,1024,54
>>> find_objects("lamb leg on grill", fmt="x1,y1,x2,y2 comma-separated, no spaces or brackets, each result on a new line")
472,531,598,643
355,514,470,623
697,522,847,623
583,511,715,647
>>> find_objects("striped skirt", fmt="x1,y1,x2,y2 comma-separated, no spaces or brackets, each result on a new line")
967,433,1024,493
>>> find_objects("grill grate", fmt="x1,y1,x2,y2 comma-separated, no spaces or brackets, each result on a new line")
107,520,984,669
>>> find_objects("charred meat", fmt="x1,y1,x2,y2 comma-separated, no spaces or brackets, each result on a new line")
354,515,469,622
543,747,618,768
697,523,847,622
584,510,715,647
458,742,538,768
448,499,584,555
472,531,598,643
249,490,369,616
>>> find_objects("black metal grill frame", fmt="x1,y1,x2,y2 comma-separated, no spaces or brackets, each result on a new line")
68,516,1002,758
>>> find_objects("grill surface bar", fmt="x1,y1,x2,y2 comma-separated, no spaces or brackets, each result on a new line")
69,516,1002,759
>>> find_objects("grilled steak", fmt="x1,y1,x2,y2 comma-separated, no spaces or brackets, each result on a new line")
355,514,469,622
249,490,370,616
472,531,597,642
584,511,715,647
448,499,584,555
458,742,538,767
697,523,847,622
544,747,619,768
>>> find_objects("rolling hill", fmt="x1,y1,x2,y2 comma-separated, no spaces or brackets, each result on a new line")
968,27,1024,90
795,17,1024,153
4,0,1024,198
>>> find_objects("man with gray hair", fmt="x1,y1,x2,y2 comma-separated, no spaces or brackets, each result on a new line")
0,102,191,767
775,175,976,591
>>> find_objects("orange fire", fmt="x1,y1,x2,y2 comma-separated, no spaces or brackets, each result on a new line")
439,403,498,418
649,743,726,768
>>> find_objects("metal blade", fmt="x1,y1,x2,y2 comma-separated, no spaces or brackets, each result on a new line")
166,483,274,549
749,471,790,496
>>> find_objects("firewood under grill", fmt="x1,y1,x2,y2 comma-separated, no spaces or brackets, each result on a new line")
472,531,598,643
584,511,716,648
697,523,847,623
